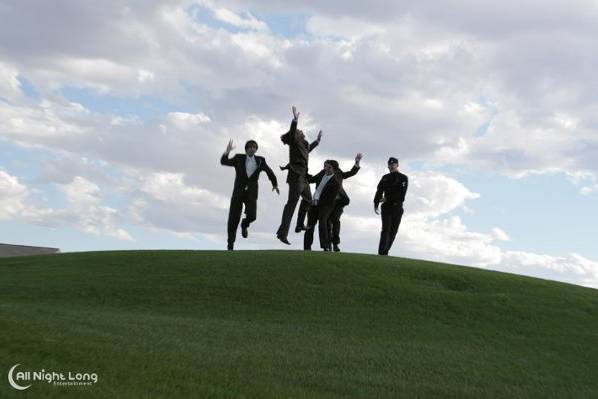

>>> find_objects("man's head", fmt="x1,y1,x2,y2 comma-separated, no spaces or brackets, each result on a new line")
387,157,399,172
245,140,258,156
324,160,338,175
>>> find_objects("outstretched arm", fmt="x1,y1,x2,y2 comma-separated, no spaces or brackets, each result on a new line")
342,153,362,179
261,159,280,194
307,170,324,184
220,139,236,166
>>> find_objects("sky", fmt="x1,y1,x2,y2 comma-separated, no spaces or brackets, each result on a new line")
0,0,597,288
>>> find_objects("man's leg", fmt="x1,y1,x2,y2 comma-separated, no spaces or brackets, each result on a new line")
386,205,404,253
295,183,313,232
378,204,391,255
329,205,344,247
317,206,334,250
277,178,304,240
241,194,257,238
227,196,243,250
303,205,318,250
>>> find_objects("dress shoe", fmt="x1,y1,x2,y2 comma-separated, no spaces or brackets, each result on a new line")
277,235,291,245
333,244,340,252
227,243,234,251
241,226,248,238
295,225,306,233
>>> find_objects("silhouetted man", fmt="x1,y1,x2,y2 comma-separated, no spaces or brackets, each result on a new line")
276,106,322,245
304,160,341,251
374,157,408,256
328,153,362,252
221,139,279,250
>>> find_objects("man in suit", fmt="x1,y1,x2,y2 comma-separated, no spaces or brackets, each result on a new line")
276,106,322,245
374,157,408,256
304,160,341,251
221,139,279,250
328,153,362,252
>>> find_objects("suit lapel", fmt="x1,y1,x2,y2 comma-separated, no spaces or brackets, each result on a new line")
240,154,248,179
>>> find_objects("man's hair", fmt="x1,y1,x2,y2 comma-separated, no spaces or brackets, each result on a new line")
325,160,339,170
245,140,258,150
387,157,399,164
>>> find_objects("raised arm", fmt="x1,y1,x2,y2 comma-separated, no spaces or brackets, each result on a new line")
280,106,300,145
220,139,236,166
308,130,322,152
342,153,362,179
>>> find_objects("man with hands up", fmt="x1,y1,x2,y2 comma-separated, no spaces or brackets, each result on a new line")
221,138,279,251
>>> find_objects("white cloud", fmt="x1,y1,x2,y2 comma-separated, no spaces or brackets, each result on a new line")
61,176,133,240
166,112,211,129
491,227,510,242
0,169,28,218
213,8,268,32
129,171,229,234
0,62,23,101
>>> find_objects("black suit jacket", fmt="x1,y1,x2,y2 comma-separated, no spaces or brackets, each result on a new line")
307,171,341,208
374,171,408,207
336,165,360,206
280,118,319,178
220,153,277,199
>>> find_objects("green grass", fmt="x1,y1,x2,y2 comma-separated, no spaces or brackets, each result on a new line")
1,250,597,398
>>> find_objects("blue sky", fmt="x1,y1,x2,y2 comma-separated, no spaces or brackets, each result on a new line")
0,1,597,287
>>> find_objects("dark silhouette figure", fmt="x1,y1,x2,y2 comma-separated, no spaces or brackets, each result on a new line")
327,153,362,252
304,160,342,251
276,106,322,244
374,157,408,256
221,139,279,250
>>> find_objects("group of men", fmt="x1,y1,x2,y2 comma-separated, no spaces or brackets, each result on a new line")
220,106,408,255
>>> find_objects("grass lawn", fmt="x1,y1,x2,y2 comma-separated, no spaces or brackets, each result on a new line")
1,250,597,398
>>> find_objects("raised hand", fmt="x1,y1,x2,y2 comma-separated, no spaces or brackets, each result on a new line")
355,152,362,164
225,139,235,154
317,130,323,141
292,106,300,121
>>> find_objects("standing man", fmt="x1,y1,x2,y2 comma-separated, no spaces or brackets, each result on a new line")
304,160,341,251
276,106,322,245
221,139,279,251
328,153,362,252
374,157,408,256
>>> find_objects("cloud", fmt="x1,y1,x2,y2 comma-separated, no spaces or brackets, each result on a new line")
0,169,29,219
61,176,133,240
0,1,596,287
129,171,229,234
212,8,268,32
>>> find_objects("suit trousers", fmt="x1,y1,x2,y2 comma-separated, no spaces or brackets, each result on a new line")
277,173,312,238
304,204,334,250
378,203,404,255
327,204,345,245
227,190,257,245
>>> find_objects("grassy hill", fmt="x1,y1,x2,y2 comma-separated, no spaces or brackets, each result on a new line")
1,250,597,398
